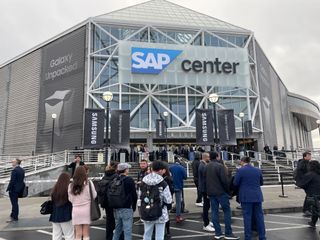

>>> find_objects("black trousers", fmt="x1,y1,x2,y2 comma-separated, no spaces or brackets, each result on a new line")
194,181,202,203
9,191,19,220
105,208,115,240
201,192,210,226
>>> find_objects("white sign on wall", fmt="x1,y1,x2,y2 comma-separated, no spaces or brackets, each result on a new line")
118,41,250,88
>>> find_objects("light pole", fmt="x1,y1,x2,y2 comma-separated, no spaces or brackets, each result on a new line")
51,113,57,154
239,112,245,154
208,93,219,150
102,91,113,166
163,111,169,161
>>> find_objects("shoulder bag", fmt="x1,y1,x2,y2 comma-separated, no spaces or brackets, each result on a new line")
89,180,101,221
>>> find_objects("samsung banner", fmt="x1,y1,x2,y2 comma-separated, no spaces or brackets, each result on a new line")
156,119,166,139
83,109,105,149
118,41,250,88
110,110,130,149
244,120,253,138
195,109,214,145
218,109,236,145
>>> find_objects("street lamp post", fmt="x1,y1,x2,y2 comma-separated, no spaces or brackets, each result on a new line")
163,111,169,161
208,93,219,150
51,113,57,154
239,112,245,155
102,91,113,166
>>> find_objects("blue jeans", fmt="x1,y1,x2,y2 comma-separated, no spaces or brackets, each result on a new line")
112,208,133,240
175,190,182,217
210,193,233,235
143,222,165,240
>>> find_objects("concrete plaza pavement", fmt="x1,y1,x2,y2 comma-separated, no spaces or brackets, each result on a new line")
0,185,306,232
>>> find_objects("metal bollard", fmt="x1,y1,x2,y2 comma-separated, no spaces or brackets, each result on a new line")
278,172,288,198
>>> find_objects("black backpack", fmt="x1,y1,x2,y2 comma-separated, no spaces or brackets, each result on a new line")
107,176,127,209
140,180,167,221
97,177,113,208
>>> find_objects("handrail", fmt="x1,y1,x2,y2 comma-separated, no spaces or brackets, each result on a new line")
0,149,107,179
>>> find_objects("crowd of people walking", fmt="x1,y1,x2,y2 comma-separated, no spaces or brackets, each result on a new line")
6,149,320,240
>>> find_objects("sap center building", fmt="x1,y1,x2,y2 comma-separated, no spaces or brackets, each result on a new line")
0,0,319,155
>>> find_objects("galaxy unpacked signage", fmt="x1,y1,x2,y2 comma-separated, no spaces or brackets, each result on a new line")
118,41,250,87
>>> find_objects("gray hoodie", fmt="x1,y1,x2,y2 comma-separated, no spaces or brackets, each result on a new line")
142,172,173,223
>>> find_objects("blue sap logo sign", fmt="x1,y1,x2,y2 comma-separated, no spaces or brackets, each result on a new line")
131,47,182,74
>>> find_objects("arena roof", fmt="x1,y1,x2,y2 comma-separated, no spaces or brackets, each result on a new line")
94,0,251,33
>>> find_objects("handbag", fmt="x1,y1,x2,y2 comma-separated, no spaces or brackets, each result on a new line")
40,200,53,215
18,182,28,198
89,180,101,221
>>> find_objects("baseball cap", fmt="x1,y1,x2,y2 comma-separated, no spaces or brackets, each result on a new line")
117,163,132,171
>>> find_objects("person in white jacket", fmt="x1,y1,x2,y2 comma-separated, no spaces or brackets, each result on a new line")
141,161,172,240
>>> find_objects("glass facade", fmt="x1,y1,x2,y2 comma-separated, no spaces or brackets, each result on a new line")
89,23,255,136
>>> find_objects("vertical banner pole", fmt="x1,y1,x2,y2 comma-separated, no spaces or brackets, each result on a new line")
213,103,218,149
105,102,110,166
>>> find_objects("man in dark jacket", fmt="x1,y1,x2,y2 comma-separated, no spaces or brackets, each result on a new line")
206,152,239,240
198,152,214,232
112,163,137,240
295,151,312,216
6,158,25,222
169,161,187,223
191,155,202,206
102,162,119,240
66,154,85,177
297,160,320,228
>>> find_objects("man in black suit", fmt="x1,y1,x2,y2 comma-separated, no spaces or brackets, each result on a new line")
6,158,25,222
66,154,85,177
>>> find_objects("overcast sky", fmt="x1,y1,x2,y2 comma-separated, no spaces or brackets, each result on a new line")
0,0,320,146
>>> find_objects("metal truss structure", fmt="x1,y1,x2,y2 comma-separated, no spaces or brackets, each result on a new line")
85,19,263,138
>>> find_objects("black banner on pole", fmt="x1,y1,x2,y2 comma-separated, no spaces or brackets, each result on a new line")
83,109,105,149
195,109,214,145
217,109,237,145
156,119,166,139
244,120,253,137
110,110,130,149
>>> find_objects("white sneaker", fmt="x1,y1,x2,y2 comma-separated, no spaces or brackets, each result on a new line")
203,224,215,232
195,202,203,207
210,222,213,227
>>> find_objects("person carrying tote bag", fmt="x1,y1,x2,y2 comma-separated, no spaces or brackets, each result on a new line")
68,166,97,240
89,178,101,221
50,172,73,240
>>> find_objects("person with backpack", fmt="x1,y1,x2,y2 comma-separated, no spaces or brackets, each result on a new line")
108,163,137,240
97,162,119,240
141,161,172,240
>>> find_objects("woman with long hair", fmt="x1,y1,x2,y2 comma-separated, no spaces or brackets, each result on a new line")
50,172,73,240
68,166,97,240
